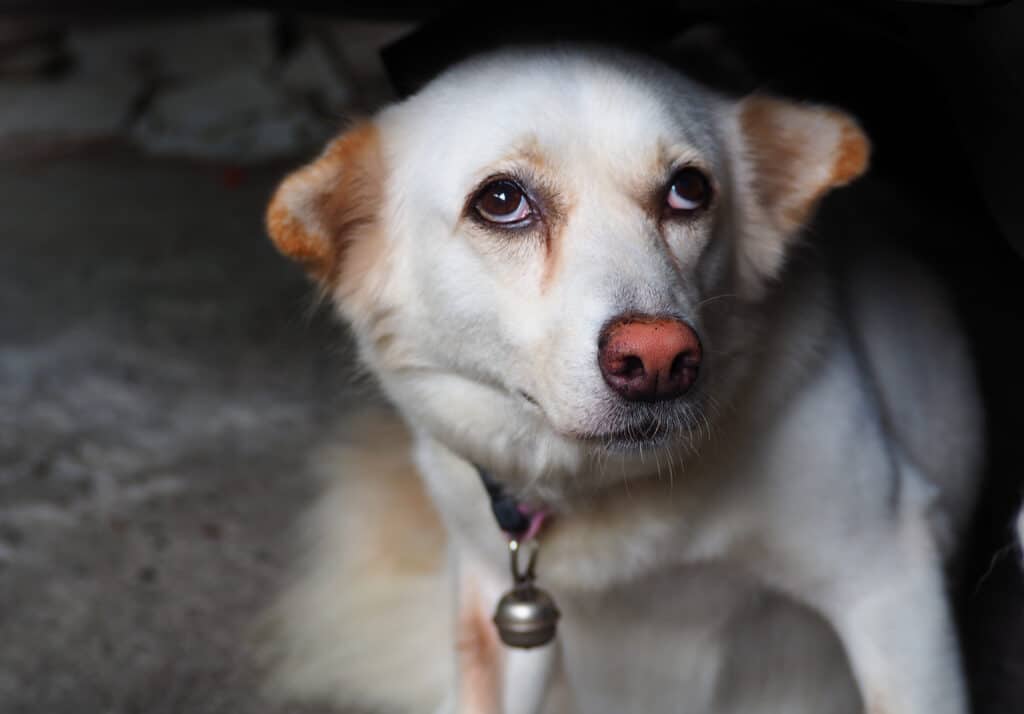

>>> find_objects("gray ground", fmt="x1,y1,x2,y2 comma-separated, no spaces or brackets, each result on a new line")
0,152,372,713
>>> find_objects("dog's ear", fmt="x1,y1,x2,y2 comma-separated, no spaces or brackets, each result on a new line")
731,95,870,288
266,122,383,286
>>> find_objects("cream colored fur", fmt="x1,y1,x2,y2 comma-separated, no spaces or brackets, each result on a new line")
266,413,452,712
264,47,983,714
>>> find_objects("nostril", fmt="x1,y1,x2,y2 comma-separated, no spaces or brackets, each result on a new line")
671,353,683,378
622,355,645,378
669,351,697,379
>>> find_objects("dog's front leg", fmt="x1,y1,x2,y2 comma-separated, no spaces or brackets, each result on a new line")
824,554,965,714
757,521,965,714
441,548,558,714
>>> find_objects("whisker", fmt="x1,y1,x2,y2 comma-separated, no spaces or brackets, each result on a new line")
696,292,739,311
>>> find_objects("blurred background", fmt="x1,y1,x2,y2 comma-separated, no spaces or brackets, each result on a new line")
0,2,1021,713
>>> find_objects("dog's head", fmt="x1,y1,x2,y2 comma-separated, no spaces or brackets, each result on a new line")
267,48,868,487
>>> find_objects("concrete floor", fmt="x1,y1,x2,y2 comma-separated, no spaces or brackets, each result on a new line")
0,152,373,713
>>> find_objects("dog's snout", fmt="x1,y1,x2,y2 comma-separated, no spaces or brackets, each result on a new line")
598,316,702,402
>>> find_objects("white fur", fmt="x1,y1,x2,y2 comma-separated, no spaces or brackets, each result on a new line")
266,48,983,714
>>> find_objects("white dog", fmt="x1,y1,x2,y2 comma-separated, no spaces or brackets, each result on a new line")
263,47,983,714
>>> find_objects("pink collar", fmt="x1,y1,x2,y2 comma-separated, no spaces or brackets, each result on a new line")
514,505,550,542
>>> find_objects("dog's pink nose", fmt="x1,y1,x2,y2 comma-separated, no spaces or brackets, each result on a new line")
598,317,701,402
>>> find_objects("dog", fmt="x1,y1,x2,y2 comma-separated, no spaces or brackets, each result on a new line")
263,47,983,714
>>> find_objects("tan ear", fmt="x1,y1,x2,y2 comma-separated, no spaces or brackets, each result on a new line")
266,121,383,284
738,95,869,231
733,95,869,289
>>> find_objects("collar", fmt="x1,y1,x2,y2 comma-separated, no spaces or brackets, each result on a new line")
474,464,549,542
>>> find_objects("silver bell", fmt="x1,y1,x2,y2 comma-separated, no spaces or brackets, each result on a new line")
492,540,560,649
493,582,560,648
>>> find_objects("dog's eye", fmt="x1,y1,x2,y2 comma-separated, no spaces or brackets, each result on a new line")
474,180,533,225
667,168,711,213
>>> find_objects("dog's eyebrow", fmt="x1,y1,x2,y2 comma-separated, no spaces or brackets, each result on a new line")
506,138,548,175
658,141,708,174
463,134,540,165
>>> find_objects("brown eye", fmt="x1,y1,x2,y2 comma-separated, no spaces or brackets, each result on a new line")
667,167,711,213
474,179,533,225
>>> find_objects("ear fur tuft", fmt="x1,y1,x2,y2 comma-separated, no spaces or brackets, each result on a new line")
737,95,870,233
265,122,383,284
731,95,870,290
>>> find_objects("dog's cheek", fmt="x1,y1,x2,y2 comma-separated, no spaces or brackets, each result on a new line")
729,95,870,291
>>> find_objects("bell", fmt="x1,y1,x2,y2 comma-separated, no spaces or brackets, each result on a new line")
492,539,560,648
492,582,561,648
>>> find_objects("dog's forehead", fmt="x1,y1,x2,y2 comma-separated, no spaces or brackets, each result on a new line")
381,51,721,195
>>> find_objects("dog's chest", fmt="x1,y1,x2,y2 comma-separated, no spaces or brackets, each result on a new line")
554,566,860,714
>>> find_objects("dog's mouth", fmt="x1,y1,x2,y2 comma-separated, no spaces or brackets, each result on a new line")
516,382,706,452
571,417,676,451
